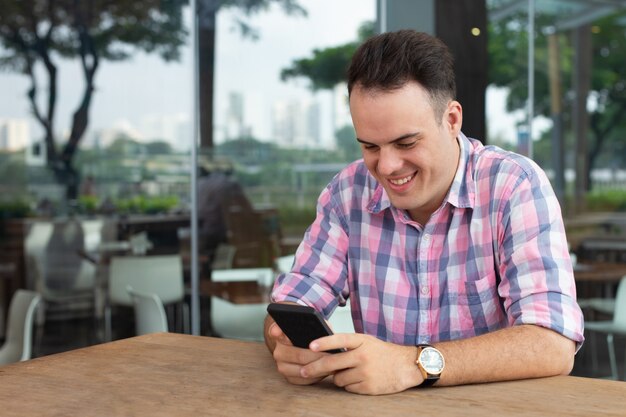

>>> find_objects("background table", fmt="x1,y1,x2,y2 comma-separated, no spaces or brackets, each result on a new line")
0,333,624,416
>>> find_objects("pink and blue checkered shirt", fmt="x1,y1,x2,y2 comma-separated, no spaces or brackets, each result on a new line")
272,133,584,347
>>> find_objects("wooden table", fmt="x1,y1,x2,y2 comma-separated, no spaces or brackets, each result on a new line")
197,280,271,304
574,262,626,283
574,262,626,300
0,333,624,416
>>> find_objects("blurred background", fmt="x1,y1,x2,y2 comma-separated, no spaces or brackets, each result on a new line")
1,0,625,379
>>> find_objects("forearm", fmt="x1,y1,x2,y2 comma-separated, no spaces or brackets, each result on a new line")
433,324,575,386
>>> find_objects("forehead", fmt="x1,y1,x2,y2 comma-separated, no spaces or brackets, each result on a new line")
349,82,438,140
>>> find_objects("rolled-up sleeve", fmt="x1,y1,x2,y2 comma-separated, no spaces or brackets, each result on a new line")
497,163,585,349
271,183,350,319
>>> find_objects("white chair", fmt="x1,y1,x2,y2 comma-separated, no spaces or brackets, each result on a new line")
105,255,188,340
328,303,355,334
0,290,42,365
127,286,168,335
28,219,96,326
579,298,616,315
275,254,295,274
211,268,274,341
586,275,626,380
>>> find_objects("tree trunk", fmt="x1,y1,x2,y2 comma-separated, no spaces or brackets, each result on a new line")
573,25,591,209
198,0,218,152
436,0,487,143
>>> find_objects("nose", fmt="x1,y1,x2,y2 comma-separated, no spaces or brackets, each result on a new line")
377,146,403,176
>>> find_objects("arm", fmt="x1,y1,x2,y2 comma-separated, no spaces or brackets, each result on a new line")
299,324,574,395
265,180,352,385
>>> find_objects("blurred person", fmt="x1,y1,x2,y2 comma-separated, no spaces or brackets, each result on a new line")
197,161,252,272
265,30,584,395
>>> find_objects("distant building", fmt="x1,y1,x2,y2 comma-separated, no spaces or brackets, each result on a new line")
272,97,321,149
224,92,248,140
140,113,191,150
0,118,30,151
91,121,144,149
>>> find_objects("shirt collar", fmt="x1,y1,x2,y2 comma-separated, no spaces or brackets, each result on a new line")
366,132,476,215
447,132,475,209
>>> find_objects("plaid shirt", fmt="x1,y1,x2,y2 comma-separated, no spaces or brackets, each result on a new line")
272,133,584,347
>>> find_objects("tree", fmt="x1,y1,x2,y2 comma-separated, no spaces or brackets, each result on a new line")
280,21,374,90
195,0,306,151
335,124,360,161
0,0,187,201
145,141,174,155
488,13,626,190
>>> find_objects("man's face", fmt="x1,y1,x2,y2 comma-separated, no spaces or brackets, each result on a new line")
349,82,462,225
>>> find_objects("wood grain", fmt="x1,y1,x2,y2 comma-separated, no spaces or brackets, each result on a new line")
0,333,624,416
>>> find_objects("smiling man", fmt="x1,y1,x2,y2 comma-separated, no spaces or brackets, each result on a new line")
264,30,584,395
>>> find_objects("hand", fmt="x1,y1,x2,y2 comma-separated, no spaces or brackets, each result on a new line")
301,333,422,395
268,322,329,385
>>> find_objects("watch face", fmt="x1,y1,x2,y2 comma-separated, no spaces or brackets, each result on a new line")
420,347,445,374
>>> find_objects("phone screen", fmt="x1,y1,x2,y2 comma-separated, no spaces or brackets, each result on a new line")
267,303,345,354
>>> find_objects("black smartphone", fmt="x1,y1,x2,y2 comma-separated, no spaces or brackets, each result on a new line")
267,303,346,354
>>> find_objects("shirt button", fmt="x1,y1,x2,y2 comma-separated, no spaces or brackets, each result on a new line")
423,234,431,241
421,287,429,295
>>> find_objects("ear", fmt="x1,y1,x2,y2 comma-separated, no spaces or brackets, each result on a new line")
443,100,463,138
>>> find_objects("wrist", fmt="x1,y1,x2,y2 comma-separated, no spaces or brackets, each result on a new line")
414,344,445,387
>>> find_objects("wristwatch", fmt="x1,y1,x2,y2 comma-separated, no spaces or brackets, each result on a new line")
415,344,445,387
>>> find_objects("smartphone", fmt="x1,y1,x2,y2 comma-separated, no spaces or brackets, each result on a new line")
267,303,346,354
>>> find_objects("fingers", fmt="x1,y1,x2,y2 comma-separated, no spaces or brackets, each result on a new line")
332,367,364,389
272,341,331,385
300,349,358,380
273,341,325,366
268,322,292,346
276,360,324,386
309,333,363,353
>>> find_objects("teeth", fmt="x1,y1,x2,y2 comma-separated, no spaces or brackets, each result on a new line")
390,175,413,185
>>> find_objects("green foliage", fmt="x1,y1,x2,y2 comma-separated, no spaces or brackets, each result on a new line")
216,137,279,166
218,0,307,39
114,195,180,215
0,0,188,200
335,125,361,161
281,43,358,90
0,198,32,219
277,204,316,236
585,190,626,212
0,1,188,70
280,21,375,90
0,151,27,187
145,141,174,155
488,12,626,180
77,195,99,214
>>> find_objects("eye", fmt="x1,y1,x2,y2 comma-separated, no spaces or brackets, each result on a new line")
396,141,416,149
361,144,379,151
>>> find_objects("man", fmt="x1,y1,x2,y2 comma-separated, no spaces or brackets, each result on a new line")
197,160,252,268
264,30,584,395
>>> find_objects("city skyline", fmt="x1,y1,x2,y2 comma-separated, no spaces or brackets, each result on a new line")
0,1,375,153
0,0,531,157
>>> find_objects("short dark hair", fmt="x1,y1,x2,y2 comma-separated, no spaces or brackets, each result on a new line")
347,30,456,119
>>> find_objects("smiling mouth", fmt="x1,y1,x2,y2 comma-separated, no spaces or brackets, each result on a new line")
389,174,414,186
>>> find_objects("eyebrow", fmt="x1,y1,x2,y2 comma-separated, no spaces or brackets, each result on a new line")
355,132,421,146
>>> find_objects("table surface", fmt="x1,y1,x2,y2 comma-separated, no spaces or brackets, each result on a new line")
574,261,626,283
0,333,624,416
197,279,271,304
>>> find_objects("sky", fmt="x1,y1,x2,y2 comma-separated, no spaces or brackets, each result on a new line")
0,0,376,149
0,0,524,150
